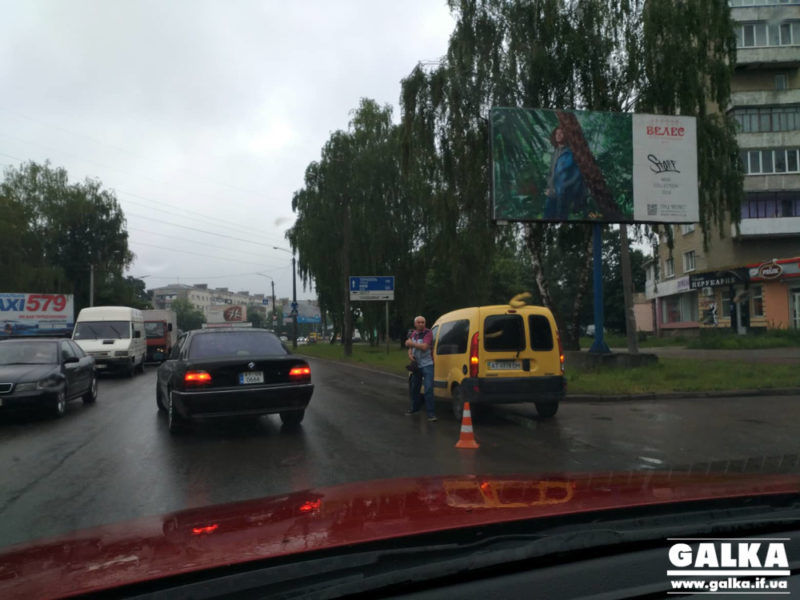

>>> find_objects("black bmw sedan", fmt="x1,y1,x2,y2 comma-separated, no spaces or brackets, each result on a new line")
156,328,313,434
0,337,97,418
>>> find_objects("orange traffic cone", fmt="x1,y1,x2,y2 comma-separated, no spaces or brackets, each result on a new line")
455,402,479,449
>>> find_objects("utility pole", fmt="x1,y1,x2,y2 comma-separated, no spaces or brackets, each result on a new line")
619,224,639,354
271,281,276,330
292,254,298,349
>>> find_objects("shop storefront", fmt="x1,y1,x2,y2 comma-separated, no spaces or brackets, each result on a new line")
746,257,800,330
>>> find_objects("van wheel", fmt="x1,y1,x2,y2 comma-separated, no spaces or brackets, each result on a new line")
535,402,558,418
127,360,135,378
452,386,466,421
136,358,145,374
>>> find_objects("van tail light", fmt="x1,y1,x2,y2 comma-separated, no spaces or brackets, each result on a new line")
184,370,212,385
557,331,565,374
289,365,311,381
469,332,479,378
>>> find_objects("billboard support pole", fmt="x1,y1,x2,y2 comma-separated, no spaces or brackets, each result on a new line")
589,224,611,354
385,300,390,354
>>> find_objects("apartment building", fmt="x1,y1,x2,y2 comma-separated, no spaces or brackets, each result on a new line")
151,283,265,312
645,0,800,334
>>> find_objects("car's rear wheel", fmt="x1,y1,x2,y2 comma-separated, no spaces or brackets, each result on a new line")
156,384,166,413
534,401,559,418
280,410,305,427
82,375,97,404
52,388,67,418
168,391,189,434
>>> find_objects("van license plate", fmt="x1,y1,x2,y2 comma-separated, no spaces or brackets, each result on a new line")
488,360,521,370
239,372,264,384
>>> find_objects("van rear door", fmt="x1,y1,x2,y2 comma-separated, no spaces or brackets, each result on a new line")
479,308,560,377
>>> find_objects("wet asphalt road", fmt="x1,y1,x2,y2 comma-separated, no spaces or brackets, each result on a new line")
1,357,799,549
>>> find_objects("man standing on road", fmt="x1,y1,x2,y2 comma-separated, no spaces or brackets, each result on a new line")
405,315,436,421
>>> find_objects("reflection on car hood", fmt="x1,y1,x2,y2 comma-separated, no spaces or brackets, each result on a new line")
0,472,797,598
0,364,55,383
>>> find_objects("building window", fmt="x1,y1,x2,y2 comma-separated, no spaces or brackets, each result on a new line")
683,251,696,273
680,223,696,234
741,148,800,175
776,74,787,91
736,22,800,48
731,106,800,133
751,285,764,317
661,293,698,324
741,191,800,218
663,258,675,279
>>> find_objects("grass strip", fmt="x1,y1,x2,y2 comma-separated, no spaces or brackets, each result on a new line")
295,344,800,395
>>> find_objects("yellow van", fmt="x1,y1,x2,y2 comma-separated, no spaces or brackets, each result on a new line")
430,303,565,419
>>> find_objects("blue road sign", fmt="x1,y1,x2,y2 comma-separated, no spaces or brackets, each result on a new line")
349,276,395,301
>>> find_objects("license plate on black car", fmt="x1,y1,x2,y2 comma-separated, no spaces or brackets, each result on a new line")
239,371,264,384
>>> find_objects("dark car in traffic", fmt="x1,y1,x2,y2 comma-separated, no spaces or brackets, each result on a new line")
0,337,97,418
156,327,313,433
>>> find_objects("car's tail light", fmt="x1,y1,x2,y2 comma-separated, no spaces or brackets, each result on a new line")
469,332,479,378
289,366,311,381
184,370,212,385
557,331,565,374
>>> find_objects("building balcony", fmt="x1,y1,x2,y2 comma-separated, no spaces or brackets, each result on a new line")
736,46,800,69
730,88,800,107
733,216,800,238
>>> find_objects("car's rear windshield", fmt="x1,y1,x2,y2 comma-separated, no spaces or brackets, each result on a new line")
0,341,57,365
188,331,288,359
484,314,525,352
74,321,130,340
529,314,554,351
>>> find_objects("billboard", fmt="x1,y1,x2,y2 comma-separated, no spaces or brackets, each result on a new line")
490,108,698,223
0,293,75,337
204,304,247,324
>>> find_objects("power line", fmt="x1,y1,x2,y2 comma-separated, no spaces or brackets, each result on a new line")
131,240,276,266
126,212,284,248
128,227,286,266
119,193,278,239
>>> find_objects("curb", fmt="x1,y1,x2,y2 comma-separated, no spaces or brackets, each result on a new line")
566,388,800,402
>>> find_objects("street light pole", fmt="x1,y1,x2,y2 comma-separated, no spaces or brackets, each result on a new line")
273,246,298,349
256,273,277,331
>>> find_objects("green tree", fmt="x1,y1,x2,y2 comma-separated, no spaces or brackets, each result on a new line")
0,161,133,309
289,99,418,354
247,305,267,329
170,298,205,331
398,0,739,347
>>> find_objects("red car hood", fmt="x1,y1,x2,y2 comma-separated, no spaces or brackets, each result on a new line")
0,472,797,598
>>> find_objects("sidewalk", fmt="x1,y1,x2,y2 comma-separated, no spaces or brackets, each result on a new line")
608,345,800,365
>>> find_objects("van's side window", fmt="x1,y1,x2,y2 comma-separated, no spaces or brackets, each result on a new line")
484,315,525,351
436,320,470,355
529,315,554,350
430,325,439,352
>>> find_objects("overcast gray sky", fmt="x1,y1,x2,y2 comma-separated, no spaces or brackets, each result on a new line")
0,0,454,301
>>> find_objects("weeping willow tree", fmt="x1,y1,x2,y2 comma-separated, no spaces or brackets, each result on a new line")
399,0,740,347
